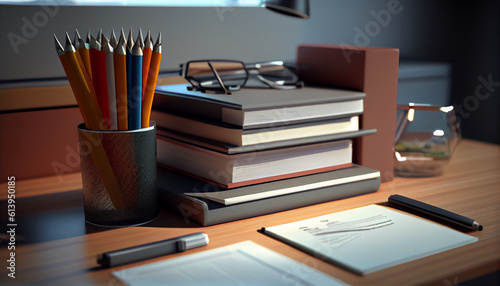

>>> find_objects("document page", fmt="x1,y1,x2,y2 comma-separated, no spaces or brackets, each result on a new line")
113,241,347,286
262,205,478,275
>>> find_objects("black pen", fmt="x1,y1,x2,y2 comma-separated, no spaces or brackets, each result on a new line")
388,194,483,231
97,232,209,267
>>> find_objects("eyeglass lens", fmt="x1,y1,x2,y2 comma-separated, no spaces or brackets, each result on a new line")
186,61,247,91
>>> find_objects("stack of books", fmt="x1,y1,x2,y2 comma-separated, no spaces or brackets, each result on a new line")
152,83,381,226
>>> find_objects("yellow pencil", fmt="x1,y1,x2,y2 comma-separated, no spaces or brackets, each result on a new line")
114,29,128,130
142,32,161,128
55,34,103,130
55,33,125,209
73,31,95,103
77,31,92,81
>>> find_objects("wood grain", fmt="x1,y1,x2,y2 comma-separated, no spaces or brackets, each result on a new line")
0,139,498,285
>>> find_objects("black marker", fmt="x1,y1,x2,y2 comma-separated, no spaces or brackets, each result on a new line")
388,194,483,231
97,232,209,267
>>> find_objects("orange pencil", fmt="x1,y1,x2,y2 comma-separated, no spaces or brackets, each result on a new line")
141,29,153,98
142,32,161,128
114,29,128,130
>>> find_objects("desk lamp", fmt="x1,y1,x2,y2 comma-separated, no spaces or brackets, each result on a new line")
265,0,310,19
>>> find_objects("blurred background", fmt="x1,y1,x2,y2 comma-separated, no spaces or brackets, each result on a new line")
1,0,499,144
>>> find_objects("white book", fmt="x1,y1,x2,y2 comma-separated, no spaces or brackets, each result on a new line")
157,137,352,188
261,205,478,275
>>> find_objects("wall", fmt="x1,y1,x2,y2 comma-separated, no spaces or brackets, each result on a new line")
0,4,306,81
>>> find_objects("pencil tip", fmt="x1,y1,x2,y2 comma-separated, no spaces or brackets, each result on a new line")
101,33,108,44
110,29,117,48
155,32,161,46
132,39,143,55
65,31,73,46
54,34,64,54
90,35,101,51
127,29,134,51
101,32,108,43
136,34,144,49
153,32,162,53
115,31,126,54
144,30,152,48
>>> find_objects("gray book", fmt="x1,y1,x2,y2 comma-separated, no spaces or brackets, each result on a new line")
152,110,362,146
154,84,366,129
157,127,376,154
157,165,381,226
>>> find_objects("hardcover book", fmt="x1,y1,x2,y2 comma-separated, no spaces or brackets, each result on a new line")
157,137,353,188
156,127,376,155
152,110,360,146
153,84,365,129
157,165,381,226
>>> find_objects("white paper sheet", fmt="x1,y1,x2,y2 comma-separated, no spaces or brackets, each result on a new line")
113,241,348,286
263,205,478,275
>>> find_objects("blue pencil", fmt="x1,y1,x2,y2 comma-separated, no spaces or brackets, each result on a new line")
128,36,143,130
126,28,134,125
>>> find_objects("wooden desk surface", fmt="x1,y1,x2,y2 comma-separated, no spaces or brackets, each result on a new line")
1,139,499,285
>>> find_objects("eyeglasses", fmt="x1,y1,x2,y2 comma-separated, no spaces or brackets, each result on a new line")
181,60,304,94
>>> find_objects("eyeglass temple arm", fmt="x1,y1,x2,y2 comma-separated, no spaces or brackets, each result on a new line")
256,74,304,90
207,61,228,94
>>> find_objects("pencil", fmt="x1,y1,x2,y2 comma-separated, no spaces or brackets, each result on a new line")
129,36,143,130
109,29,117,49
73,29,83,67
85,29,91,46
126,28,134,107
142,32,161,128
74,32,92,82
73,29,81,50
56,33,125,209
90,34,110,129
141,29,153,98
72,30,95,102
103,34,117,130
138,28,144,49
54,34,103,130
114,29,128,131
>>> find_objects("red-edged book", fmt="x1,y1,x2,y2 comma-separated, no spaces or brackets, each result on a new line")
157,136,353,189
